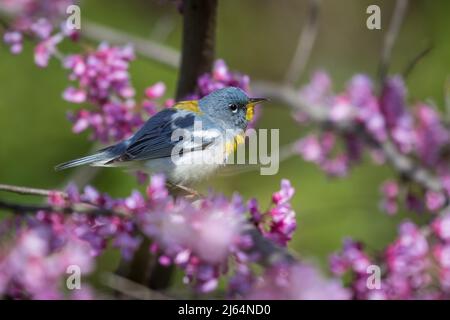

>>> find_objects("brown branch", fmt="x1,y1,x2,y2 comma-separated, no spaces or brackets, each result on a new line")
0,197,119,216
175,0,218,99
378,0,409,85
0,183,66,198
0,183,124,215
102,272,173,300
243,224,297,266
0,199,55,213
284,0,321,86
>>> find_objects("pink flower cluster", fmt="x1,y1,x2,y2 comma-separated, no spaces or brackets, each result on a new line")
243,263,350,300
295,71,450,214
141,190,252,293
64,56,256,143
0,176,302,298
1,0,78,67
379,179,447,215
379,180,400,215
196,59,250,98
331,215,450,299
432,212,450,291
329,239,373,299
138,178,297,293
63,43,169,143
295,132,349,177
0,223,94,299
249,179,297,246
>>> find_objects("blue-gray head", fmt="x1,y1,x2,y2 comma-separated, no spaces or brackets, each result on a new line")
198,87,268,130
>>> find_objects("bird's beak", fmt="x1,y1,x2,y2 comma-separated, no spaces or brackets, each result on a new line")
246,98,269,121
248,97,269,104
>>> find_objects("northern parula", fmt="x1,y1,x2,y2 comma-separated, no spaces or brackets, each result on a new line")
55,87,267,184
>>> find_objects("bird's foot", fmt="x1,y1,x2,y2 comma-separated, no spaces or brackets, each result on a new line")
165,182,203,200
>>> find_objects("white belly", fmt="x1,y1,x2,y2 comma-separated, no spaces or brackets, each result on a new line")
142,144,228,185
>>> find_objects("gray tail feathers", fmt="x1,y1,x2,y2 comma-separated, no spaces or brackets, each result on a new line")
54,144,124,171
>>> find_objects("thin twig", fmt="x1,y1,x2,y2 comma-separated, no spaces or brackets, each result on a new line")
102,272,173,300
0,183,66,197
402,44,433,79
82,21,179,68
150,15,176,42
284,0,320,86
0,198,118,216
0,199,55,213
0,183,123,215
378,0,409,85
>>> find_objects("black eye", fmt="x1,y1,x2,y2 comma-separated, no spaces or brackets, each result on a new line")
229,104,238,113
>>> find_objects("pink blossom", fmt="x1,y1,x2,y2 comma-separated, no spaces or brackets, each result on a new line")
145,82,166,99
63,87,87,103
250,180,297,247
295,135,323,163
30,18,53,39
432,212,450,241
425,190,446,212
415,104,450,166
299,71,332,105
245,264,350,300
34,34,63,67
433,244,450,268
3,31,23,54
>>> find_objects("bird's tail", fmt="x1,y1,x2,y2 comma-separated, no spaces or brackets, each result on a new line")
54,144,123,171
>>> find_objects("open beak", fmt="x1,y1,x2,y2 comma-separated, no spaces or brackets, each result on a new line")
246,98,269,121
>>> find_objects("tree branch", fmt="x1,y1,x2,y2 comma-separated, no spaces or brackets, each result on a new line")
82,21,179,68
378,0,409,85
102,272,173,300
402,43,433,79
0,197,118,216
175,0,218,99
0,183,66,197
284,0,320,86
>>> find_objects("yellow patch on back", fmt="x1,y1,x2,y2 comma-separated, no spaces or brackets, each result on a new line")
225,133,246,155
173,100,202,114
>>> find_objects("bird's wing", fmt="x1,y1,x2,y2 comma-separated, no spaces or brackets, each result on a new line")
110,108,221,163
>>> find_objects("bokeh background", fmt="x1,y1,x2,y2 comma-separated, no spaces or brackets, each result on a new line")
1,0,450,292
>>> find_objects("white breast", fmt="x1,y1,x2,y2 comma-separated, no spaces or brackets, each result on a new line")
142,141,229,185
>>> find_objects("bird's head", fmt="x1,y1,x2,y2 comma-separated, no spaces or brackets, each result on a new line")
199,87,268,130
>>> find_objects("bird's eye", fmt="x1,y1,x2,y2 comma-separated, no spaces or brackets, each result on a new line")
229,104,238,113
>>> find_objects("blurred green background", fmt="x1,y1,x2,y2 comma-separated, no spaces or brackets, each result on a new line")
1,0,449,284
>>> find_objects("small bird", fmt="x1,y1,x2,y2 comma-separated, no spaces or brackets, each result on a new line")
55,87,267,185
